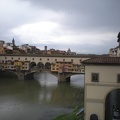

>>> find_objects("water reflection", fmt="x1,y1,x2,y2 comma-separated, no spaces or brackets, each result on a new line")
34,72,58,87
0,72,84,120
71,74,84,88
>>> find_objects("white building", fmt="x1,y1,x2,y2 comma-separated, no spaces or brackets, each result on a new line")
3,43,13,50
109,46,120,57
19,44,31,53
83,57,120,120
109,32,120,57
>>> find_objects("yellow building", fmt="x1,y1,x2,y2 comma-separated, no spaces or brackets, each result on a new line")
14,61,30,71
83,57,120,120
51,61,80,73
0,40,5,54
0,47,5,54
0,60,30,71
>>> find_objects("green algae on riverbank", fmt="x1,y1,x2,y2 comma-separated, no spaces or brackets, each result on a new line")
53,105,84,120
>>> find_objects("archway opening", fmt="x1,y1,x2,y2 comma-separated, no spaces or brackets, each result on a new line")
105,89,120,120
45,62,51,70
37,62,44,70
30,62,36,69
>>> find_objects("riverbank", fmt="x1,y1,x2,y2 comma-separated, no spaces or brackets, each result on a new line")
52,105,84,120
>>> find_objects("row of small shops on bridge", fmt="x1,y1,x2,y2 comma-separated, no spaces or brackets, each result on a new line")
0,60,84,73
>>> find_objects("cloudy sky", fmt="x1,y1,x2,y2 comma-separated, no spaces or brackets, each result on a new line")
0,0,120,54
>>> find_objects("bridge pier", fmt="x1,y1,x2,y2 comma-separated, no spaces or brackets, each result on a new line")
16,71,35,80
25,72,35,80
17,71,25,80
58,73,71,83
66,77,70,82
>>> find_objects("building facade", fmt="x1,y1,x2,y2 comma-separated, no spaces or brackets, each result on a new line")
51,61,84,73
109,32,120,57
0,40,5,54
83,57,120,120
109,46,120,57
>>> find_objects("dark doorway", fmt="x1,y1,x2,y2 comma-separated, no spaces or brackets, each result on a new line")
105,89,120,120
90,114,98,120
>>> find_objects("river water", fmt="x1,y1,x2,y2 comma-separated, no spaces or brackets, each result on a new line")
0,72,84,120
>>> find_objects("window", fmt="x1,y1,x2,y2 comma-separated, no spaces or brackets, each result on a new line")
71,59,73,62
91,73,99,82
63,59,65,61
117,74,120,83
80,59,82,62
40,58,42,61
18,58,20,60
32,58,34,60
47,58,49,61
11,61,14,65
55,59,57,61
25,58,27,60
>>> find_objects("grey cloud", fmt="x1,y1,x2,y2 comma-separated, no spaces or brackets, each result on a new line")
21,0,120,31
0,0,120,54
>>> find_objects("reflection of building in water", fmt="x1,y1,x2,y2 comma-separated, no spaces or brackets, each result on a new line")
38,87,52,103
83,57,120,120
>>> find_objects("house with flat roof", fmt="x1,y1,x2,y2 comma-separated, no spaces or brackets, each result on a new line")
82,57,120,120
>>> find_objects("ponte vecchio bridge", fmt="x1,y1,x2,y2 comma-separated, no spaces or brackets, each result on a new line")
0,54,100,82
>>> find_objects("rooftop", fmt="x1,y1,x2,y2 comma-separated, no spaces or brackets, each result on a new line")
82,57,120,65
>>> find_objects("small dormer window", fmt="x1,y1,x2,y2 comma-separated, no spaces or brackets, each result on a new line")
91,73,99,82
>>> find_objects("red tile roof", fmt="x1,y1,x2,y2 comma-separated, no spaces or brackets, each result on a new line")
82,57,120,65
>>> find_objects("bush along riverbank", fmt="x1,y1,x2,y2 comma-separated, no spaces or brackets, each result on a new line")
52,105,84,120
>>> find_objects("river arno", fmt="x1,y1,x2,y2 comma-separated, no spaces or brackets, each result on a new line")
0,72,84,120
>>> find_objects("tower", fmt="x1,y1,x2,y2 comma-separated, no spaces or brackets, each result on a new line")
45,46,47,54
12,38,15,46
